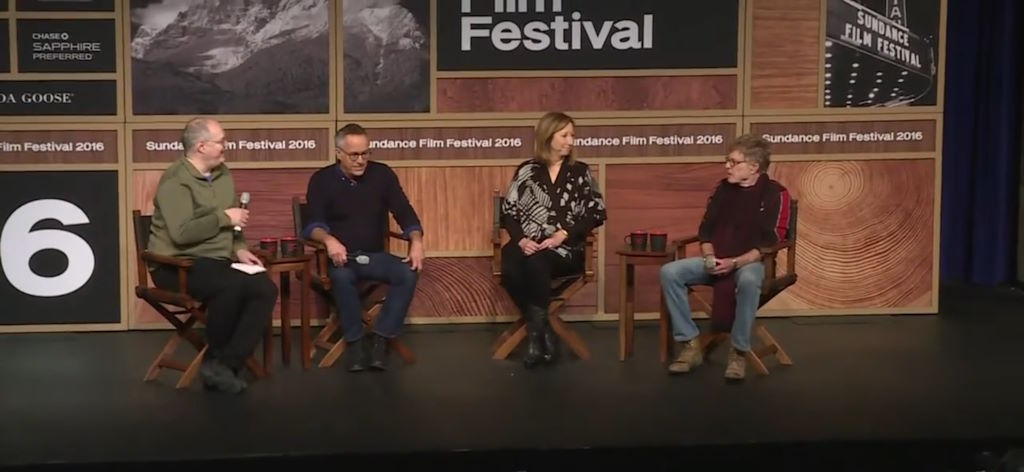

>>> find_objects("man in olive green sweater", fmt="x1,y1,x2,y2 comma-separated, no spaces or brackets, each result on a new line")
148,117,277,394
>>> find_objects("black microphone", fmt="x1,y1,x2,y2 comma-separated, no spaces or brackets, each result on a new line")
234,192,250,232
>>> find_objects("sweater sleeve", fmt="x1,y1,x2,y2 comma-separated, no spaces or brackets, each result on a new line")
563,164,607,241
697,182,724,242
301,171,331,240
500,163,531,242
383,165,423,238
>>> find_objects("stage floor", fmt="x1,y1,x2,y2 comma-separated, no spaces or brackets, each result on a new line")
2,284,1023,471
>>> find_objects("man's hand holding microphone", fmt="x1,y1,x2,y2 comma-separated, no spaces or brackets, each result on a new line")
225,192,262,266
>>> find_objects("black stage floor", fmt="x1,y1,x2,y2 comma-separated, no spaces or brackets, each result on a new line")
2,284,1024,471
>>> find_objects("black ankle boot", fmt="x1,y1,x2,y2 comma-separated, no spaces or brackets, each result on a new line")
522,305,546,368
524,330,544,368
369,334,389,371
542,321,557,363
345,338,369,372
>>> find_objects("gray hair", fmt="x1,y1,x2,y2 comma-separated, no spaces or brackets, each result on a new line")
181,117,214,154
731,133,772,172
334,122,367,148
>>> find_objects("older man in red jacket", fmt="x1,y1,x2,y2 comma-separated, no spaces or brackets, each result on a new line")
659,134,791,380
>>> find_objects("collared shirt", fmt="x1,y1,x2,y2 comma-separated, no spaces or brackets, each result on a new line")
303,161,422,253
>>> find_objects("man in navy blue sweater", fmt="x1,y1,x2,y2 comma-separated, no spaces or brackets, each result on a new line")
302,123,425,372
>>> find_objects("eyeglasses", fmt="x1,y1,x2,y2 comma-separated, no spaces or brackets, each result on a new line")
724,156,747,167
338,148,371,161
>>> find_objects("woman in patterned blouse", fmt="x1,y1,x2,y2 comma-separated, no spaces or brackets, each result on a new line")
499,112,608,368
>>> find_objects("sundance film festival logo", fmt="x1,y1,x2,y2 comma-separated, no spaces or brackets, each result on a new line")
459,0,653,52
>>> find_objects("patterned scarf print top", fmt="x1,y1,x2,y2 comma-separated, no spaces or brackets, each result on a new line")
501,160,607,259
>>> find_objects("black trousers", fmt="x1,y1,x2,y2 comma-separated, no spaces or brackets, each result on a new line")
500,242,583,315
151,258,278,369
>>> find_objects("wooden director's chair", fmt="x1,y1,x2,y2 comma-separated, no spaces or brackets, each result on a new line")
490,190,595,361
659,199,799,375
291,196,417,368
132,210,266,389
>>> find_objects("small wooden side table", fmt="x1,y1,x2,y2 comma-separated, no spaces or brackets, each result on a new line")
616,248,673,361
257,252,313,372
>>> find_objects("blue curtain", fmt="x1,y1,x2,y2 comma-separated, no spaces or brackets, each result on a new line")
940,0,1024,285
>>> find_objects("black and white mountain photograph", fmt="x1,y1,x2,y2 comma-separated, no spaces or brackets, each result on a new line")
342,0,430,114
129,0,329,115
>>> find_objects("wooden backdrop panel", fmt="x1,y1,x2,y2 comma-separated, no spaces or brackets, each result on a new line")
390,166,517,253
132,129,329,163
403,257,597,319
763,159,935,310
749,0,821,109
604,163,723,314
603,160,935,314
437,76,738,113
0,129,118,164
752,120,937,154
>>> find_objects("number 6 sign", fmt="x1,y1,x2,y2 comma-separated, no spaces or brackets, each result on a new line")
0,171,120,326
1,199,96,297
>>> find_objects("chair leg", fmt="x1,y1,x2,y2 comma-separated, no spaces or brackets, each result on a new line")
491,318,526,359
312,315,339,360
745,350,770,375
549,315,590,360
756,325,793,366
145,333,182,382
245,356,267,379
319,339,347,368
492,323,527,360
659,294,672,363
176,345,208,389
389,339,417,364
698,332,728,354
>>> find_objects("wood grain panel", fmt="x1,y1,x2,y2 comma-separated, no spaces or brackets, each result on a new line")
0,129,117,164
390,166,517,253
763,160,934,310
603,160,935,314
604,164,724,314
437,76,737,113
132,128,329,163
752,120,936,154
750,0,821,109
408,257,516,318
407,257,597,319
367,123,736,161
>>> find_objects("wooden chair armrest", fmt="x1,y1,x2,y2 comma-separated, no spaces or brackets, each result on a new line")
140,251,193,268
249,247,275,263
758,240,792,256
670,235,701,249
303,239,325,250
668,234,701,259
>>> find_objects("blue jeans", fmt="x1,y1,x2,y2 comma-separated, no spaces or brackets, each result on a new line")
326,251,419,342
659,257,764,351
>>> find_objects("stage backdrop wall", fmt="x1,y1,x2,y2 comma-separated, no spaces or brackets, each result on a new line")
0,0,947,332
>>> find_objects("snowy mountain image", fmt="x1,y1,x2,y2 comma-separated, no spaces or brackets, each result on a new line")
129,0,329,115
342,0,430,113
